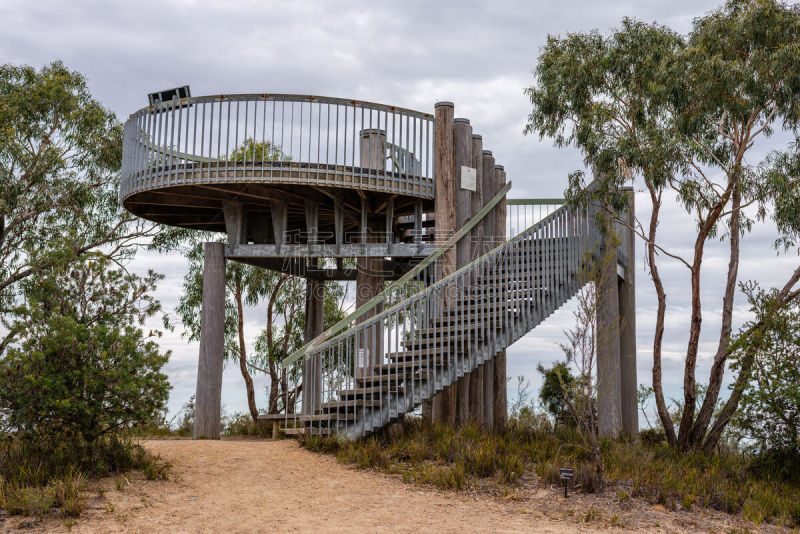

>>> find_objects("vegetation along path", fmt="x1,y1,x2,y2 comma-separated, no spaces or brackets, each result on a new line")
5,439,787,534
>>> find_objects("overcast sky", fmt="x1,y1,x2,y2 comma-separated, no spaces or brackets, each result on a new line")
2,0,797,424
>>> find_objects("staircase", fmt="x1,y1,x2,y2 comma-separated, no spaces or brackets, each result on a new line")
278,200,596,439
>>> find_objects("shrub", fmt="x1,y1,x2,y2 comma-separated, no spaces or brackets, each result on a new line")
222,412,270,437
0,257,171,443
731,284,800,484
498,453,524,484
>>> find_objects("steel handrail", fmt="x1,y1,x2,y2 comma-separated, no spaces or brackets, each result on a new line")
129,93,433,121
306,194,579,357
281,180,512,367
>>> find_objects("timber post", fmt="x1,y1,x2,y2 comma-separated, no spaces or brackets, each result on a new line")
619,187,638,437
468,134,485,428
302,275,324,416
453,118,473,428
430,101,456,425
493,165,508,431
593,174,624,438
193,242,226,440
356,129,387,371
480,149,496,430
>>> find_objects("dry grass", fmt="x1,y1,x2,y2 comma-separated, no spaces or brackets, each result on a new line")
300,418,800,527
0,433,170,519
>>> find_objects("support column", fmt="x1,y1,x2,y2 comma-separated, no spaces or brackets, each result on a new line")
453,118,473,428
493,165,508,431
357,129,387,369
596,199,624,438
619,187,638,437
468,134,485,428
430,102,456,425
193,242,226,440
481,149,496,430
302,275,324,415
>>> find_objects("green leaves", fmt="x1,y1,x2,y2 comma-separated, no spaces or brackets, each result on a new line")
0,255,170,442
731,281,800,460
0,62,160,348
525,18,685,199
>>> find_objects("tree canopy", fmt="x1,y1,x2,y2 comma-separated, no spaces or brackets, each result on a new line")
525,0,800,450
0,61,160,354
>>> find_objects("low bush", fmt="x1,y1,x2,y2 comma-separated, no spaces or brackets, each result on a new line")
0,433,169,518
222,412,270,437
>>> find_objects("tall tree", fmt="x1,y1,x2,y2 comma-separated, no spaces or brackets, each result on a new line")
0,62,160,353
525,0,800,450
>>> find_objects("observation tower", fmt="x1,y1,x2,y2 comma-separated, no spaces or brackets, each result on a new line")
121,91,638,440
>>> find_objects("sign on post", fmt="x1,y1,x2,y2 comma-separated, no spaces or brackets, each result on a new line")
559,467,574,498
460,166,477,191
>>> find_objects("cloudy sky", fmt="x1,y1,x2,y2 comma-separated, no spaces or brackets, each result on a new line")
2,0,797,424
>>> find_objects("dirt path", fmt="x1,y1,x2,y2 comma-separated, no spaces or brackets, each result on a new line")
2,439,782,533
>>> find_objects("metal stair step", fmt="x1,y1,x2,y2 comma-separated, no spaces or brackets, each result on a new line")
321,399,383,412
378,353,450,367
356,369,429,385
402,334,483,350
301,412,357,422
337,385,399,397
282,427,332,436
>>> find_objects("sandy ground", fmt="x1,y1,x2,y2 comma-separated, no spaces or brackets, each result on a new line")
0,438,787,534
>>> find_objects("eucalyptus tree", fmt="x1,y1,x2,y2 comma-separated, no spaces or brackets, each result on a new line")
525,0,800,450
0,62,160,353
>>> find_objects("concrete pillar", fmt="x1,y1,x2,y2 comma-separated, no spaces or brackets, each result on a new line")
493,165,508,431
481,150,496,430
453,118,473,428
430,102,456,425
302,276,324,415
468,134,485,428
619,187,638,436
596,201,623,438
193,242,226,440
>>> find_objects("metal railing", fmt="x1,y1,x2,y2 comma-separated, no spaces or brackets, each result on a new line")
282,182,513,370
277,197,595,439
120,94,435,203
506,198,565,239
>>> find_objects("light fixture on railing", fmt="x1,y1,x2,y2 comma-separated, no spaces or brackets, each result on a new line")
147,85,191,108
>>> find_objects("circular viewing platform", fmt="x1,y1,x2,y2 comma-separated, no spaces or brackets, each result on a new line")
121,94,435,233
